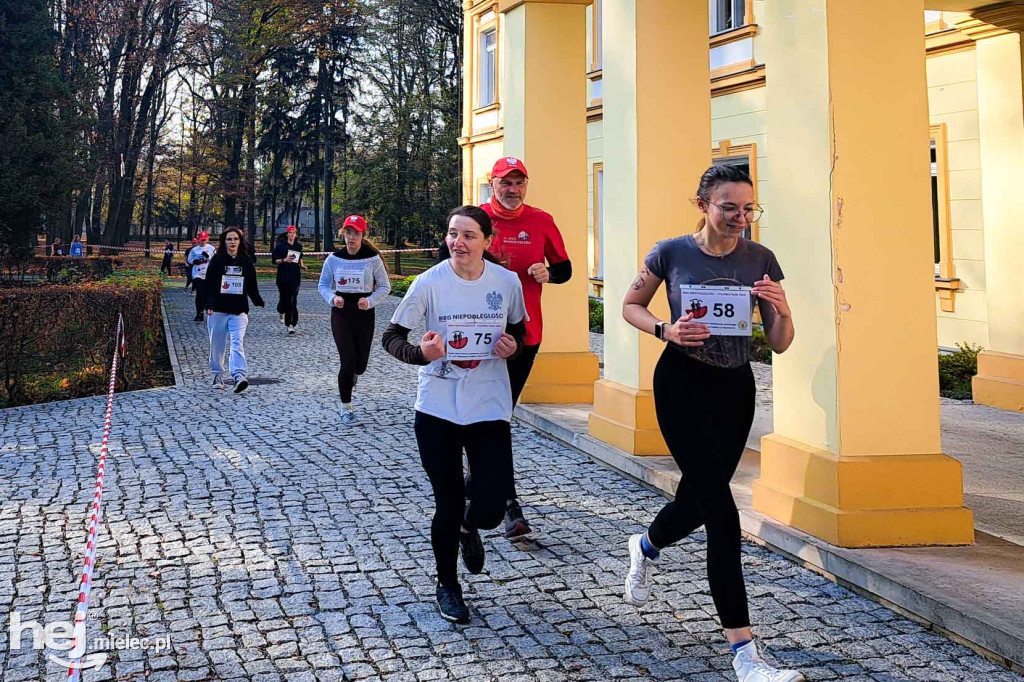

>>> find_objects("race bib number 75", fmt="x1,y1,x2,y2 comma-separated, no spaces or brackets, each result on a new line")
445,322,505,361
678,284,752,337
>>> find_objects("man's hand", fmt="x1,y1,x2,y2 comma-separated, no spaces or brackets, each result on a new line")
527,263,549,284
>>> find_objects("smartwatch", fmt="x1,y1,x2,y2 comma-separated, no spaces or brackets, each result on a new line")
654,322,666,341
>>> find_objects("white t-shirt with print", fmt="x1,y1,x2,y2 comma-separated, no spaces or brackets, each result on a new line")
391,260,527,425
187,244,216,279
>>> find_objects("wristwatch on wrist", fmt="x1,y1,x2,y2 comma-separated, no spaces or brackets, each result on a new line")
654,322,666,341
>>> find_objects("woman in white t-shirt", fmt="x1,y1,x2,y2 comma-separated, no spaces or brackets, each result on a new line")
382,205,527,624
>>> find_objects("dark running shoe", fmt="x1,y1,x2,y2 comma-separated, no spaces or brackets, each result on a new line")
194,313,204,323
459,527,485,574
233,377,249,394
435,582,469,624
504,499,532,539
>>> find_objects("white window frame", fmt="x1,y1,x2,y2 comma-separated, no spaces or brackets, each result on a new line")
478,27,497,108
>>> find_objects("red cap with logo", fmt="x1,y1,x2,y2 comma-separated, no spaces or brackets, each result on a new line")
342,215,367,232
491,156,529,179
286,224,297,233
197,231,209,240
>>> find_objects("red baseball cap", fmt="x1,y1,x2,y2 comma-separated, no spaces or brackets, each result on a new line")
197,231,209,240
341,215,367,232
491,156,529,179
286,224,297,233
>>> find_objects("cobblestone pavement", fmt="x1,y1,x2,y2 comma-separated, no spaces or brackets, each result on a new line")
1,286,1019,682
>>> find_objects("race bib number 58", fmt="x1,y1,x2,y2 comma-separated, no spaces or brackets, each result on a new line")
445,322,504,361
678,284,752,337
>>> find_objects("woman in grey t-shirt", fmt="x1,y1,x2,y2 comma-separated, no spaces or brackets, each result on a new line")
620,165,801,682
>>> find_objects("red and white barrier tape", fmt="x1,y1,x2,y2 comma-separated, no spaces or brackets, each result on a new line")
35,244,437,257
67,313,124,682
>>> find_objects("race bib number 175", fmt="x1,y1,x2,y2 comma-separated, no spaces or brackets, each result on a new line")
678,284,752,337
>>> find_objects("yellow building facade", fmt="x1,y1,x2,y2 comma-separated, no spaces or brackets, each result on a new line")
459,0,1024,546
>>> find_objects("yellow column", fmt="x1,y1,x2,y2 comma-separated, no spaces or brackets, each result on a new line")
751,0,973,547
958,10,1024,412
499,0,600,403
587,0,711,455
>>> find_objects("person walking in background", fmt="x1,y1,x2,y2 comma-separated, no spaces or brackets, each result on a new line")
204,227,265,394
318,215,391,425
50,238,63,256
69,235,83,257
184,237,198,292
161,241,175,276
187,232,216,322
273,225,307,334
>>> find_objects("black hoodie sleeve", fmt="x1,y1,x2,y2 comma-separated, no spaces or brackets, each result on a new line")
504,319,527,360
204,255,223,311
382,323,429,365
245,259,265,307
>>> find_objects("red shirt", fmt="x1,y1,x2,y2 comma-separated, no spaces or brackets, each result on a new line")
484,203,569,346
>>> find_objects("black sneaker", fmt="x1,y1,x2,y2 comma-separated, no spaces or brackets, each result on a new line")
459,527,485,574
233,378,249,394
504,499,532,539
435,582,469,624
194,313,203,322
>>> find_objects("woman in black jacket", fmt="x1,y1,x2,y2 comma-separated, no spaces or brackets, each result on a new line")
204,227,265,393
272,225,306,333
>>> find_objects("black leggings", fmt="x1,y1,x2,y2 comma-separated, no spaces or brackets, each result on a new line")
192,278,207,316
502,343,541,502
161,256,173,275
647,348,755,630
277,282,300,327
330,302,375,402
414,411,514,587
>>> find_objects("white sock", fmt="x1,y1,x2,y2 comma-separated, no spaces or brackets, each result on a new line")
341,402,353,413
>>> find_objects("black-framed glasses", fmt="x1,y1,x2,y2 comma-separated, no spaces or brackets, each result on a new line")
707,200,763,222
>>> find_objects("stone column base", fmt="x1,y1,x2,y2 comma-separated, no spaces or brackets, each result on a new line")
972,350,1024,412
520,351,600,404
587,379,668,456
752,433,974,547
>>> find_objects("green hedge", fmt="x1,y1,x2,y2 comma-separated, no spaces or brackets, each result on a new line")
939,343,981,400
390,274,419,298
589,298,603,333
0,274,164,407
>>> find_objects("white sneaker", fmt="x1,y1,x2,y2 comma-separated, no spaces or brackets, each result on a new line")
212,374,225,390
288,326,296,335
279,313,285,324
624,533,657,605
340,410,357,426
732,641,805,682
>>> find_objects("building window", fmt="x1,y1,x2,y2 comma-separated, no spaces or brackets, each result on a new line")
710,0,747,35
930,124,953,279
592,163,604,279
478,28,497,108
479,180,493,205
711,140,760,242
590,0,602,71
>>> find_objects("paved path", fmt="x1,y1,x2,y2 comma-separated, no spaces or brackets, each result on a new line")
1,287,1020,682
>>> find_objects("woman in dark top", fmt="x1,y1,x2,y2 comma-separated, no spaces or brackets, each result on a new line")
204,227,265,394
272,225,307,334
620,165,801,682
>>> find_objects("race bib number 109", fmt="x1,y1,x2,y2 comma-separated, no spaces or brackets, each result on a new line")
678,284,752,337
445,322,505,361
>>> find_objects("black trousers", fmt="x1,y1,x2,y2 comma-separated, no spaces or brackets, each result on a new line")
330,302,375,402
647,348,755,630
160,256,173,275
276,282,300,327
415,411,514,587
192,278,207,316
501,343,541,502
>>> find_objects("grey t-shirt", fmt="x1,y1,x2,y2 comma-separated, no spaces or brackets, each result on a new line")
644,234,785,368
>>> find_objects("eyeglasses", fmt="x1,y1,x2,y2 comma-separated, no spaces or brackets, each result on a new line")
706,200,763,223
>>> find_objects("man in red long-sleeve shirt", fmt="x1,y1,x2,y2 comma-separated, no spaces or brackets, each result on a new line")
483,156,573,539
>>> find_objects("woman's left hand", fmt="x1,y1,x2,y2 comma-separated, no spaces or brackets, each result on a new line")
493,332,517,359
752,275,791,318
357,298,370,310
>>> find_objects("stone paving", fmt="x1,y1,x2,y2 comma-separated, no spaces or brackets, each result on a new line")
0,285,1020,682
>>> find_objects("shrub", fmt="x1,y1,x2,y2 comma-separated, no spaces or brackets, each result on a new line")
589,298,603,333
389,274,418,298
0,256,121,284
938,343,981,400
0,274,163,407
750,326,773,364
